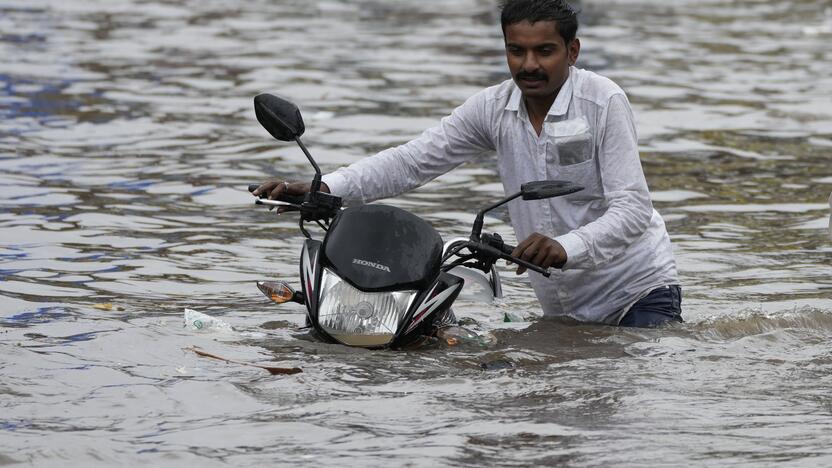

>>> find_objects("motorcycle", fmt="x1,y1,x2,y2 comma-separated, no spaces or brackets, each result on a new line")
249,93,582,349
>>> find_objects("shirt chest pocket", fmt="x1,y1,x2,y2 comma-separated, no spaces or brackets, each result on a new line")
544,117,602,200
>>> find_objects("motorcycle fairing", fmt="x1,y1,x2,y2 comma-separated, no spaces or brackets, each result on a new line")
397,272,463,341
299,208,462,349
322,205,443,292
301,239,322,324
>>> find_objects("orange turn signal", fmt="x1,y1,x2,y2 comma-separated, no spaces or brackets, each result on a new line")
257,281,297,304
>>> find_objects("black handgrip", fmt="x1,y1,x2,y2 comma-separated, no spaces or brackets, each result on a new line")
488,237,551,277
247,183,305,205
472,239,550,278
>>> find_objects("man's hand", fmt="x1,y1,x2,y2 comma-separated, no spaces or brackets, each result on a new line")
510,232,567,275
252,180,330,199
251,180,330,212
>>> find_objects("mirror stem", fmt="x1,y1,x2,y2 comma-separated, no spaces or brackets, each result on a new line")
295,137,322,192
470,191,521,241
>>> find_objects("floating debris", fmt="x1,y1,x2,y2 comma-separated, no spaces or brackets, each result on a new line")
185,346,302,375
183,308,233,333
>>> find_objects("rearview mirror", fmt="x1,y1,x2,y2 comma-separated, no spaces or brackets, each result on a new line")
521,180,583,200
254,93,305,141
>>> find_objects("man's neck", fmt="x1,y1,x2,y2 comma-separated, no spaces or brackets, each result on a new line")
524,92,557,136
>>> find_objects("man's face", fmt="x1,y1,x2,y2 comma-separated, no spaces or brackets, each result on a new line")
504,20,580,100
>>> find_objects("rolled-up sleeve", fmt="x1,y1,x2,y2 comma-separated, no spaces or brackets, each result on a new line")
322,92,496,205
561,93,654,269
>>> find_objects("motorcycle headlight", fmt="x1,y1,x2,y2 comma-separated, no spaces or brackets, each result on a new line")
317,268,417,347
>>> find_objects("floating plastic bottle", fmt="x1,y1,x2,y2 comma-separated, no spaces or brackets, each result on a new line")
184,308,233,333
436,326,496,347
503,311,525,322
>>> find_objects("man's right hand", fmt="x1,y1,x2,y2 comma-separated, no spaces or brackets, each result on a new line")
251,180,330,201
510,232,567,275
251,180,331,212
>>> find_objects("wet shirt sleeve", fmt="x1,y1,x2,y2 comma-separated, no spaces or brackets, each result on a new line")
555,93,655,269
322,92,495,204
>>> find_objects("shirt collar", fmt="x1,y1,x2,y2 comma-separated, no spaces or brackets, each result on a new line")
505,67,574,117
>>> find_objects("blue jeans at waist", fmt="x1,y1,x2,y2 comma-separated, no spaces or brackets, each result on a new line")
618,285,683,328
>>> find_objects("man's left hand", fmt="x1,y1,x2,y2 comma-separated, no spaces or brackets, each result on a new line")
510,232,567,275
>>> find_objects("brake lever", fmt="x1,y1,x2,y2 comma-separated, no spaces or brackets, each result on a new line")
254,199,301,212
500,252,551,278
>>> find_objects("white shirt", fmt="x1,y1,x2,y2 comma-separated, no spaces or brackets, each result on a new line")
323,67,679,324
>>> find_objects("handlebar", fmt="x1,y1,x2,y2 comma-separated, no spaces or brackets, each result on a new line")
473,241,550,278
444,233,550,278
484,235,550,277
247,183,342,238
497,241,515,257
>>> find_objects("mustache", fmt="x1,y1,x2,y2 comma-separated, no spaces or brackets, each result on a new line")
516,71,548,81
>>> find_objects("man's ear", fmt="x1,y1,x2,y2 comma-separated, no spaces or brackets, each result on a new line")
568,38,581,66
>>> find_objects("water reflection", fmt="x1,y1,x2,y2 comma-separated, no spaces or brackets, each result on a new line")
1,0,832,465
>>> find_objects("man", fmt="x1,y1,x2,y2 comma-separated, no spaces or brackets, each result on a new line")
254,0,682,327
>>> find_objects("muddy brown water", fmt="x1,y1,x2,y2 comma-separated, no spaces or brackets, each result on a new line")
1,0,831,466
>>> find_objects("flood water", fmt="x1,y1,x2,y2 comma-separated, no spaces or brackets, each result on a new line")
2,0,832,465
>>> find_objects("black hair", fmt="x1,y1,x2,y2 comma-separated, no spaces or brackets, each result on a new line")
499,0,579,45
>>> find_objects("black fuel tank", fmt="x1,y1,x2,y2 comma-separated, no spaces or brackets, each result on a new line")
322,205,443,291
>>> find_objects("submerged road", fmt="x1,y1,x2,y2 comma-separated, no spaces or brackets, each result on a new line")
1,0,831,465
